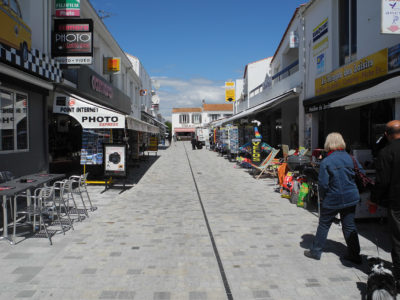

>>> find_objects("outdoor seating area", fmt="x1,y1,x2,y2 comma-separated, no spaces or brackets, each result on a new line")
0,171,94,245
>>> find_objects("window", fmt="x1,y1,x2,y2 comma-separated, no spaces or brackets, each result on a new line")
179,114,189,124
209,114,220,121
0,89,28,152
339,0,357,66
9,0,21,17
192,114,202,124
223,114,232,118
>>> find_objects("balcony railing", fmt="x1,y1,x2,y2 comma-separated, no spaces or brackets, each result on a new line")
271,60,299,82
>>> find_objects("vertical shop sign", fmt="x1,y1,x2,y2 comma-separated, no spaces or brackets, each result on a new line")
55,0,80,17
52,19,93,65
316,52,326,75
225,82,235,102
382,0,400,34
312,18,329,56
252,138,261,165
148,137,158,151
229,126,239,154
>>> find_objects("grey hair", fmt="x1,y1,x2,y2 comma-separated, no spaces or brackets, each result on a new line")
324,132,346,151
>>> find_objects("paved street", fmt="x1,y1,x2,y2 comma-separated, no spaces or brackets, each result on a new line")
0,141,393,300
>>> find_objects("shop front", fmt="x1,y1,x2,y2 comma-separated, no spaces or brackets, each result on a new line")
174,127,195,141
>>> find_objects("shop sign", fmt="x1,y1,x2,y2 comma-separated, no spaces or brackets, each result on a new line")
91,75,113,99
103,57,121,74
225,82,235,102
0,102,27,130
305,102,332,113
140,89,147,96
53,94,125,128
315,48,388,96
289,31,299,48
104,144,126,177
55,0,80,17
52,19,93,65
252,138,261,164
381,0,400,34
316,52,326,75
389,43,400,71
312,18,329,56
147,137,158,151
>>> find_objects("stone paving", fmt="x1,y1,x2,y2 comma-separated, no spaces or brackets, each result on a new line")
0,141,393,300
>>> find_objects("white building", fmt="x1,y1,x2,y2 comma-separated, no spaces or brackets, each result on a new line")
172,103,233,140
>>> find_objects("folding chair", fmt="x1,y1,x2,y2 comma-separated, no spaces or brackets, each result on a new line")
69,173,95,213
249,148,280,179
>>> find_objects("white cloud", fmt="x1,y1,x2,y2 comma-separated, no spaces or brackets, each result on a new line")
152,76,225,119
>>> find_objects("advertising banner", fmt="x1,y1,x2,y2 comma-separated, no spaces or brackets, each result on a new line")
229,126,239,154
389,43,400,71
104,144,126,176
80,129,110,165
315,48,388,96
382,0,400,34
55,0,80,17
53,94,125,128
252,138,262,165
52,19,93,65
225,82,235,102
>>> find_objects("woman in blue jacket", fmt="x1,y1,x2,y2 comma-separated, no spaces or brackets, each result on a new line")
304,132,363,264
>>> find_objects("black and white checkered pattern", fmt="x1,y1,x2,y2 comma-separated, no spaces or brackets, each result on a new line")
0,44,62,83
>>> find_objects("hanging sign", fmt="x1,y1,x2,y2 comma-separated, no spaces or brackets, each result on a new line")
382,0,400,34
55,0,80,17
225,82,235,102
103,57,121,74
52,19,93,65
53,94,125,128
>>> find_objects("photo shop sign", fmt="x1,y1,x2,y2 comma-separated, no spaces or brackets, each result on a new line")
53,94,125,129
52,19,93,64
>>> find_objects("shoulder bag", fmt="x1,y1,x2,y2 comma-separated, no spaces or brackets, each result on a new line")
350,155,375,192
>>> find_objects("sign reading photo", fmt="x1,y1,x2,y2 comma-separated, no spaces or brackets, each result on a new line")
104,144,126,176
53,94,125,128
52,19,93,65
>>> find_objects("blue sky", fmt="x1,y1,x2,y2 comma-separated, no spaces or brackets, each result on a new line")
90,0,305,119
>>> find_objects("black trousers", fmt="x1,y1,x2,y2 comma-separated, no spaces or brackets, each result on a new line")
389,209,400,280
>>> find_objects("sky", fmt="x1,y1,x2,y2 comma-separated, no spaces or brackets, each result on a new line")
90,0,306,120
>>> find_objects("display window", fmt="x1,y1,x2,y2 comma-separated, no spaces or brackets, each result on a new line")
0,88,28,152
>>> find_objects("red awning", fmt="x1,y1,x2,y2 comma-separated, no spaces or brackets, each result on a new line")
174,127,195,133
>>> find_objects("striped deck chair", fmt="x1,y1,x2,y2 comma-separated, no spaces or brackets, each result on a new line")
249,148,280,179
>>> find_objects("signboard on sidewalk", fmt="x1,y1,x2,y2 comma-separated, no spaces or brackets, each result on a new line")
252,138,261,165
148,137,158,151
104,144,126,176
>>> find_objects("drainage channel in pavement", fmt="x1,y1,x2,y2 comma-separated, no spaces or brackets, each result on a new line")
183,143,234,300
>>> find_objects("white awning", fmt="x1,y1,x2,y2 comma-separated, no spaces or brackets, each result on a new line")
221,89,298,125
53,92,125,129
330,76,400,110
126,116,160,134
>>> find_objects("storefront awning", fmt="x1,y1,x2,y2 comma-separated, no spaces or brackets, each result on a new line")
221,89,298,125
126,116,160,134
330,76,400,110
174,128,195,133
53,92,126,129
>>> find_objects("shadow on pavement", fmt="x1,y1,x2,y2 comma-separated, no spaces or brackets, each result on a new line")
356,218,392,253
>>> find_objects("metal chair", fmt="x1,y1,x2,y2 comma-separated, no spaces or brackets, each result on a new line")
55,179,84,222
69,173,95,213
17,187,56,245
53,180,75,229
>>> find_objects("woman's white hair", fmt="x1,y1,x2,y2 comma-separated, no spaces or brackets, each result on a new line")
324,132,346,151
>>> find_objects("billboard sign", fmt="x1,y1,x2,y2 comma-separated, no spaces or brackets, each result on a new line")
104,144,126,176
55,0,80,17
52,19,93,64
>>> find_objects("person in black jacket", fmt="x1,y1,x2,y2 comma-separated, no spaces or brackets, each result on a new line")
370,120,400,284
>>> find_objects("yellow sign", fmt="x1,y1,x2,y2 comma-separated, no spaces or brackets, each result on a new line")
225,82,235,102
148,137,158,151
103,57,121,74
315,48,388,96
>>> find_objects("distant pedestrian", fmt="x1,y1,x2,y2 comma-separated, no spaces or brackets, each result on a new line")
191,134,196,150
173,134,177,143
168,133,172,146
369,120,400,285
304,132,363,263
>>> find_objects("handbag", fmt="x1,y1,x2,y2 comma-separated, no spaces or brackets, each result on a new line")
350,155,375,192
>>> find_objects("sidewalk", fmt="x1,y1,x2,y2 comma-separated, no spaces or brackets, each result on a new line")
0,141,392,300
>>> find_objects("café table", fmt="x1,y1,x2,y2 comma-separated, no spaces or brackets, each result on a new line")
0,173,65,245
